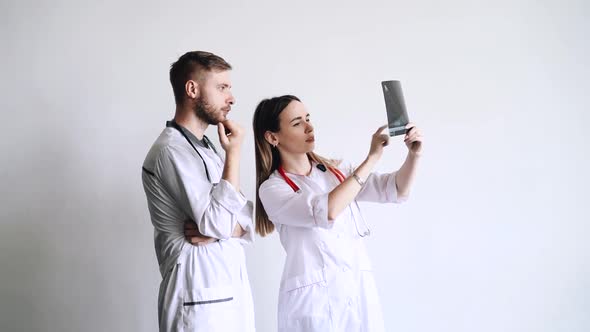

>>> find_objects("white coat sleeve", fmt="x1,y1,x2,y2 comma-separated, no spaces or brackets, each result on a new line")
258,178,334,229
155,145,248,239
341,162,406,203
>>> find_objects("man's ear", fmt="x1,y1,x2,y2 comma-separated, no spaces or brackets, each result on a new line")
185,80,199,100
264,131,278,146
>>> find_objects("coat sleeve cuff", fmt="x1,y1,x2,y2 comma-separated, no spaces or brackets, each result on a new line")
387,171,407,203
235,200,255,244
311,193,334,229
211,179,248,213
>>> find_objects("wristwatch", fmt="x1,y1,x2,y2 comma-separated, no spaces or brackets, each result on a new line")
352,173,365,186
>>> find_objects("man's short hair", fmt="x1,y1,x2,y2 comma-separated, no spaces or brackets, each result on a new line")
169,51,232,105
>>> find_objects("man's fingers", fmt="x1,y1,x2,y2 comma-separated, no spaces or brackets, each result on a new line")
189,237,203,245
222,120,243,138
184,229,202,236
187,235,210,243
217,122,226,138
184,220,197,230
196,239,218,246
188,237,218,246
221,119,236,130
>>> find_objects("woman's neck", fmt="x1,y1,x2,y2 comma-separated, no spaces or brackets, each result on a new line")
281,153,312,175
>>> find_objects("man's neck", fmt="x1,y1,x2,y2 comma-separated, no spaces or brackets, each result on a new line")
281,153,312,175
173,106,208,140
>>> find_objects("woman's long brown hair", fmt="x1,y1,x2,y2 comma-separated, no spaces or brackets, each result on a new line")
253,95,338,237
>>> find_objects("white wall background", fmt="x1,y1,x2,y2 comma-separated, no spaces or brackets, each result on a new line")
1,0,588,331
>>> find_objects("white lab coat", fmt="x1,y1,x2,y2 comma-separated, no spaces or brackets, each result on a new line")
142,126,255,332
259,162,404,332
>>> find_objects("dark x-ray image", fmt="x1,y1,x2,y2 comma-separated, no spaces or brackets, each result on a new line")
382,80,410,136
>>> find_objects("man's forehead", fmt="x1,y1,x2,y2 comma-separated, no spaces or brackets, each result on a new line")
202,69,232,84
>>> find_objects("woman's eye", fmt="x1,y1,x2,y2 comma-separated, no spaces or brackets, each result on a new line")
293,123,300,127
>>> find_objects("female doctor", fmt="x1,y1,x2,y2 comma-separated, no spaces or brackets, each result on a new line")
253,95,423,332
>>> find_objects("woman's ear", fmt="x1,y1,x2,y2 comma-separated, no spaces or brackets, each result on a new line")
264,131,278,146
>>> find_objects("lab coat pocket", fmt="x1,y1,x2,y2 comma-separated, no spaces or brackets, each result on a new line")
279,268,332,331
182,285,238,331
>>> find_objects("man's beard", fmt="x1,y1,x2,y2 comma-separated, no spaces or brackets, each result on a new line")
194,96,222,125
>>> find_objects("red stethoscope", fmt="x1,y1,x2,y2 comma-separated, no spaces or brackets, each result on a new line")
277,163,371,237
278,164,346,193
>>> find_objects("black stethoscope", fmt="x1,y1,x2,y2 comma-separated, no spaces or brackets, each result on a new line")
277,163,371,237
166,120,216,183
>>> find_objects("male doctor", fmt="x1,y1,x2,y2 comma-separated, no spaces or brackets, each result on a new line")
142,51,255,332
